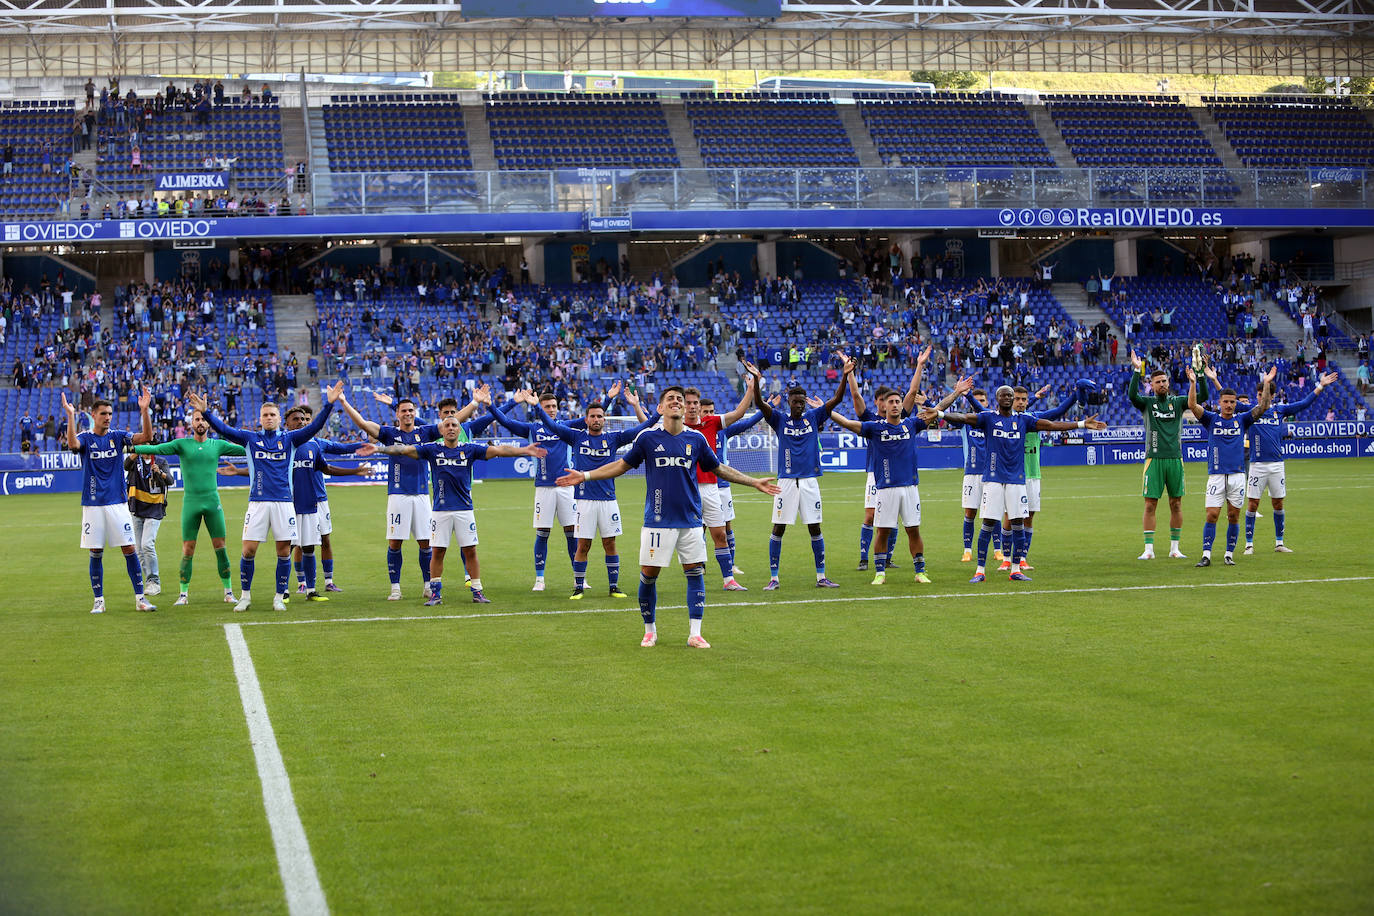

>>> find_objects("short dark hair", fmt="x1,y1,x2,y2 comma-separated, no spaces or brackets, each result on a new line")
585,402,606,413
873,386,894,400
92,399,113,412
1149,369,1168,379
284,406,310,422
395,397,416,410
1220,388,1237,398
787,386,806,398
971,388,987,398
437,397,459,412
538,392,557,404
683,387,701,399
700,398,715,407
661,385,686,402
1012,386,1029,395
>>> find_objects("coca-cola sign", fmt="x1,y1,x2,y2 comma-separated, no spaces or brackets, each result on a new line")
1308,166,1365,183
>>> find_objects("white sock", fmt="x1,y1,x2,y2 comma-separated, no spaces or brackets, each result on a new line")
645,623,656,635
469,578,482,591
689,618,703,637
1170,538,1181,551
1202,550,1211,558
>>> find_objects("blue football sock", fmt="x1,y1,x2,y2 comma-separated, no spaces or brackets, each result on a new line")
1202,521,1217,552
89,554,104,597
304,553,317,590
240,556,255,591
430,579,442,600
726,530,736,566
884,528,898,567
977,522,996,566
1009,521,1025,565
322,557,334,580
124,552,143,594
875,542,887,574
606,554,620,590
715,547,733,580
913,552,925,574
565,534,578,564
293,558,304,583
1001,526,1012,557
859,523,874,561
1226,522,1239,554
418,548,432,586
638,574,657,626
1023,525,1034,558
1274,510,1285,542
533,531,549,575
275,557,291,595
962,517,975,550
1245,510,1257,543
686,566,705,621
810,534,825,576
768,535,782,578
573,559,587,589
386,547,402,585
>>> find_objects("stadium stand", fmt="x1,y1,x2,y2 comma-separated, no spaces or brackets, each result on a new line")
0,100,77,218
485,92,679,170
1205,95,1374,169
855,91,1056,170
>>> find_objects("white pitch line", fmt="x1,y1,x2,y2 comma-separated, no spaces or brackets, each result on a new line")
225,624,330,916
232,576,1374,628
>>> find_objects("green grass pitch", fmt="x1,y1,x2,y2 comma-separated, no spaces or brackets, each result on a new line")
2,459,1372,914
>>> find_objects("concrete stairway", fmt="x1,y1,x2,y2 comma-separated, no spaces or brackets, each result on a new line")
1190,105,1247,172
837,103,885,169
462,104,499,173
1027,105,1079,171
1052,282,1124,337
306,108,328,172
272,294,320,409
661,101,706,170
279,106,310,176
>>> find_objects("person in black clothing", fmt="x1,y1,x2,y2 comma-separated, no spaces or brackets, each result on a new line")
125,451,172,596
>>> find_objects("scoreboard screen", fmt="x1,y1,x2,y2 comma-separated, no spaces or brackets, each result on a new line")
462,0,780,18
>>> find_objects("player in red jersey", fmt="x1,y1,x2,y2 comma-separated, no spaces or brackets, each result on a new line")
684,382,755,590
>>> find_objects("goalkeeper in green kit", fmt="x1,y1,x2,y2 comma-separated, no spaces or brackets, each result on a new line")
133,408,245,605
1128,348,1206,560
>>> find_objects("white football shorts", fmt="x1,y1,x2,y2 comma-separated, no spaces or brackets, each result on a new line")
80,504,135,549
718,484,735,522
316,499,333,536
430,510,478,549
575,499,623,539
961,473,984,512
243,500,297,543
772,476,823,525
295,511,321,547
1206,472,1246,509
639,526,708,568
533,485,576,530
874,484,921,529
1246,461,1285,500
863,471,878,510
698,482,725,528
386,493,432,541
1025,478,1042,514
981,482,1029,521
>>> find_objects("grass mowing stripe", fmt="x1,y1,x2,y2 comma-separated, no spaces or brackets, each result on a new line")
225,624,330,916
233,575,1374,628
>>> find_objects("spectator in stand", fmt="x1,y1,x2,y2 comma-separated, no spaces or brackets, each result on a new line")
130,145,141,175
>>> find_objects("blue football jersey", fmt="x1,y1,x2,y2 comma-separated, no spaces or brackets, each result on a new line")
767,405,831,479
377,422,441,496
490,402,585,487
1201,409,1259,474
976,411,1037,485
1249,389,1319,463
415,441,490,511
209,404,333,502
538,407,658,501
291,441,327,514
716,411,766,489
76,429,133,506
309,439,359,502
621,427,720,528
859,416,928,489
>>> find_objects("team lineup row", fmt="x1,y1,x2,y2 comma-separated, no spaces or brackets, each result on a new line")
62,346,1338,646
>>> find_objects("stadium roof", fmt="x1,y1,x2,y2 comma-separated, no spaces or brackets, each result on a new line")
0,0,1369,77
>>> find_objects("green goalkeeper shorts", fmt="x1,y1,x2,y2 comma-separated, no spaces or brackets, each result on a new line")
1142,458,1186,500
182,503,228,542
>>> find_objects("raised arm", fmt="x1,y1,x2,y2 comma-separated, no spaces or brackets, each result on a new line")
1127,351,1147,408
488,395,532,438
1185,368,1204,420
742,362,772,423
287,382,342,444
1280,370,1336,416
901,345,933,414
454,384,488,424
821,353,854,415
337,393,382,440
188,391,247,444
60,392,81,451
620,383,647,423
1249,366,1277,419
930,375,975,412
848,369,866,418
1036,414,1106,433
1032,388,1078,422
131,386,153,445
721,374,755,425
724,409,766,437
829,410,864,434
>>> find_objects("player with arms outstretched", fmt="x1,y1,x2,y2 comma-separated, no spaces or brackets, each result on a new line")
1129,350,1207,559
1186,364,1274,566
932,386,1105,582
189,381,343,612
365,418,545,605
133,407,245,605
1244,370,1338,553
63,387,157,613
556,386,780,649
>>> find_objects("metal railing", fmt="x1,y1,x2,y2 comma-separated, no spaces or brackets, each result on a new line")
309,165,1372,216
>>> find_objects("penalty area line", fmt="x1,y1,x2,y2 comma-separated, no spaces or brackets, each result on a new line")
232,576,1373,628
224,624,330,916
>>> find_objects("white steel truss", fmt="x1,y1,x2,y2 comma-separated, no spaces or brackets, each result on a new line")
0,0,1368,77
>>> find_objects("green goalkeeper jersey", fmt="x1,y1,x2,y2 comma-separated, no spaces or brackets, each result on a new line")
1128,370,1205,460
134,436,246,506
1025,431,1043,480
